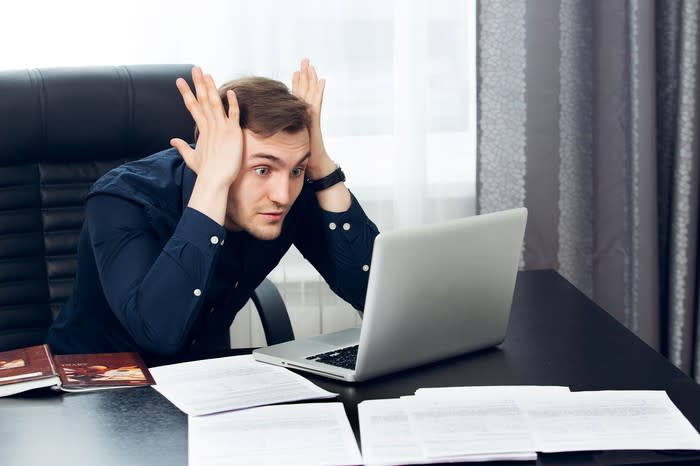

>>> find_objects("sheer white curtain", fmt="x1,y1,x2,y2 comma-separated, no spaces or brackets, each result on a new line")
3,0,476,346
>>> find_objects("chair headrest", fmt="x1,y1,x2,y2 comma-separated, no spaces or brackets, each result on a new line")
0,64,195,166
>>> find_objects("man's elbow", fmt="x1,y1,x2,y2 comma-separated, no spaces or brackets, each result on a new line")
123,312,188,356
121,295,191,356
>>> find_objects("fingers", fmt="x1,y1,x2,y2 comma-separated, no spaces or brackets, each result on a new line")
292,58,326,111
170,138,199,173
205,74,226,124
307,61,318,85
297,58,310,98
177,66,230,135
226,90,240,127
291,71,300,97
306,64,324,107
175,77,206,128
314,78,326,112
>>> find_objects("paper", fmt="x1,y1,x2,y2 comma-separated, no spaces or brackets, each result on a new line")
359,398,426,465
407,383,571,458
149,355,336,415
404,387,700,457
405,395,537,459
359,398,536,465
414,385,571,399
188,402,362,466
526,390,700,452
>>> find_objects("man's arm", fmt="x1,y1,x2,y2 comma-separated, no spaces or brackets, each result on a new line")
293,189,379,310
292,59,351,213
291,59,379,309
86,195,226,355
170,66,243,226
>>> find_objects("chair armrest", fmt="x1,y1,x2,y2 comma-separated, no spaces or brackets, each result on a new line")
251,279,295,345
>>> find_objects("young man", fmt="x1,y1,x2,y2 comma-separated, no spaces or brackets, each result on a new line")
47,60,379,364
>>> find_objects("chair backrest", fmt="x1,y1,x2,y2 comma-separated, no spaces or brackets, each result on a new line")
0,65,195,351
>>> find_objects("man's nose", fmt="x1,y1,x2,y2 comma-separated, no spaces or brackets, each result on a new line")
268,174,291,205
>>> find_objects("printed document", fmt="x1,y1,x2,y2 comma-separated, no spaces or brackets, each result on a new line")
189,402,362,466
359,398,537,465
405,386,570,459
526,390,700,452
149,354,336,415
360,386,700,462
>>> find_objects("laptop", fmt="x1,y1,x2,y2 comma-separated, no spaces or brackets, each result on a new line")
253,207,528,382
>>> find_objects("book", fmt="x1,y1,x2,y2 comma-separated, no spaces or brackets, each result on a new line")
0,344,155,397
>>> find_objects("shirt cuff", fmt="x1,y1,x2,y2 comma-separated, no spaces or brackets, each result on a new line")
172,207,228,253
318,192,368,223
317,192,377,243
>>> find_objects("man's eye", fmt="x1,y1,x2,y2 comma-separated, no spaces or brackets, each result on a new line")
291,167,306,177
255,167,269,176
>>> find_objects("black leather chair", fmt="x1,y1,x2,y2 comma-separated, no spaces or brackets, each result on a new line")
0,65,294,352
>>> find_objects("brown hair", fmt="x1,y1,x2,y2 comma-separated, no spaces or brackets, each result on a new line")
194,76,311,140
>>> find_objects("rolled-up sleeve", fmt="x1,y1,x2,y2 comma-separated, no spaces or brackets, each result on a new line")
87,195,227,355
294,191,379,310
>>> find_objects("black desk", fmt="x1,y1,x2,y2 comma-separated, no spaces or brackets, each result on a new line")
2,270,700,465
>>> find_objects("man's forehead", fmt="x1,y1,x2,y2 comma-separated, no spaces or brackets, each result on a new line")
243,129,310,164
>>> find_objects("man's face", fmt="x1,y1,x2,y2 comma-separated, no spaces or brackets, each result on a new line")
225,129,310,240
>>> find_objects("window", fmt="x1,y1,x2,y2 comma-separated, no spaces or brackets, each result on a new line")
3,0,477,345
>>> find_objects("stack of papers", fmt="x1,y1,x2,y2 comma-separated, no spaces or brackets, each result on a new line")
150,358,700,465
151,355,362,466
359,386,700,465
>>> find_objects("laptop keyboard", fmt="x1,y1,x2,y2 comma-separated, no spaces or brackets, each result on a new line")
305,345,358,370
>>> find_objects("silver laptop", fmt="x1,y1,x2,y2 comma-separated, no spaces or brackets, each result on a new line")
253,207,528,382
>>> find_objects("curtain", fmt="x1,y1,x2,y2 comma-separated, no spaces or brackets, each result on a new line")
477,0,700,380
2,0,477,347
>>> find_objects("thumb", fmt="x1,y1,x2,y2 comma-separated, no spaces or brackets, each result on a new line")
170,138,199,173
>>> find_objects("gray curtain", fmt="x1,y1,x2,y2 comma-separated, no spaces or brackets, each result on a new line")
477,0,700,380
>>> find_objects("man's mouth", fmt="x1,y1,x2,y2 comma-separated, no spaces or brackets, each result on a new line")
259,211,285,222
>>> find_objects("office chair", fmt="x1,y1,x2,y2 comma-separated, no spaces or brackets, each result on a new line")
0,65,294,352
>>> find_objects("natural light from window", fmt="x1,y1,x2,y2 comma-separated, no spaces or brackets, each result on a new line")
2,0,477,344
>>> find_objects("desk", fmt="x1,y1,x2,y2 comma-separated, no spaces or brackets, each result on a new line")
2,269,700,465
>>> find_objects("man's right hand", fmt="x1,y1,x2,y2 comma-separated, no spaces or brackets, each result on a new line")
170,66,243,188
170,66,242,227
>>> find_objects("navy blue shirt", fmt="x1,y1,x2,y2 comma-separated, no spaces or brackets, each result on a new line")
47,148,379,364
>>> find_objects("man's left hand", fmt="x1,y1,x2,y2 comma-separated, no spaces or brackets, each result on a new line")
292,58,336,180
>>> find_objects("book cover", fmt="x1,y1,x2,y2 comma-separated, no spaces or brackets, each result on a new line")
0,344,154,396
54,352,155,391
0,345,60,396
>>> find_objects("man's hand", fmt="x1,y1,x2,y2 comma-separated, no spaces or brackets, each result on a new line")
170,66,243,188
291,58,335,180
292,59,351,212
171,66,242,226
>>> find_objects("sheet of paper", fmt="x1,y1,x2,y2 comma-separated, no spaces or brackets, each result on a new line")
400,387,569,460
526,390,700,452
414,385,570,399
359,398,536,465
188,402,362,466
405,395,538,459
149,354,336,415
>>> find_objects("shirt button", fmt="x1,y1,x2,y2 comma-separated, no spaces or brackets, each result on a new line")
220,239,225,246
193,288,202,296
362,265,370,272
343,223,351,231
329,222,337,230
210,236,219,245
